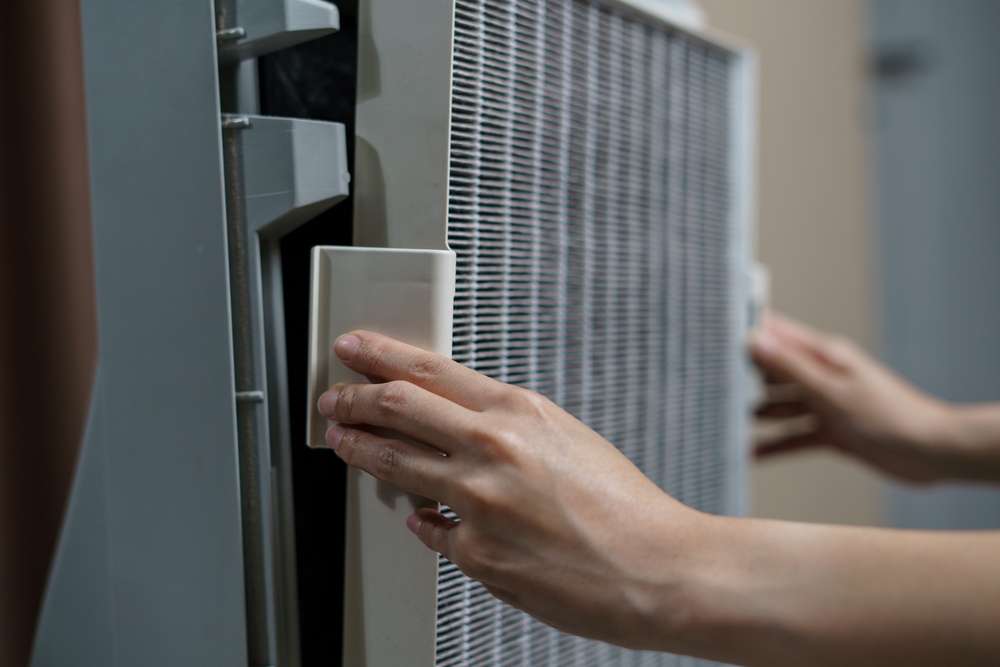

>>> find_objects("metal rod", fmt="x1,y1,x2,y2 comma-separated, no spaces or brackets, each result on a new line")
221,117,271,667
217,3,271,664
221,114,272,667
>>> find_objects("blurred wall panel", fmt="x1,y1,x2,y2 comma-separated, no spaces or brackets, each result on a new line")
872,0,1000,529
0,1,97,665
700,0,886,525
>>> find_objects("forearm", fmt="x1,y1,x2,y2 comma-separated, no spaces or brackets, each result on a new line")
931,403,1000,482
652,515,1000,666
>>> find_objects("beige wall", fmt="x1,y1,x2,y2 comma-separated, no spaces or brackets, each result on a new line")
699,0,886,525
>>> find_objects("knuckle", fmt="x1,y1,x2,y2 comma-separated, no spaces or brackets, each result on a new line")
376,381,412,415
335,385,359,422
338,429,362,466
823,336,859,365
468,423,502,449
475,426,524,461
510,387,552,416
457,476,503,516
357,336,389,374
373,443,402,480
407,355,448,383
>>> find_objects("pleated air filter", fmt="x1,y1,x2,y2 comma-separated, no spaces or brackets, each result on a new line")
346,0,754,664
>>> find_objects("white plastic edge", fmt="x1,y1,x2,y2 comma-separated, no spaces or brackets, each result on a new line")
617,0,705,31
723,46,759,518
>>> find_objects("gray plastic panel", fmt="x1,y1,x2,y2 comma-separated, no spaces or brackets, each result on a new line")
240,115,350,235
219,0,341,63
31,0,247,664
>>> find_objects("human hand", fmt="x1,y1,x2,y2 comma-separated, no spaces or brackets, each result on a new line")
749,312,954,483
315,330,704,649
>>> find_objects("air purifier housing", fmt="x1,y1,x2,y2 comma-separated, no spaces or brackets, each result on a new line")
37,0,754,665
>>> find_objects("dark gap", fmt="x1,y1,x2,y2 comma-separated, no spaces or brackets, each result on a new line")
258,0,358,663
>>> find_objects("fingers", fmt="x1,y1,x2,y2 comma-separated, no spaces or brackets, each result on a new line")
763,312,828,355
754,433,824,459
407,509,513,595
766,312,859,371
756,401,811,419
326,425,452,501
333,330,505,410
756,380,811,418
763,382,806,403
406,507,459,559
318,380,475,454
751,326,841,399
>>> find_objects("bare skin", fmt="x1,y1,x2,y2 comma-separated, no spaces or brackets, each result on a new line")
316,318,1000,666
753,312,1000,484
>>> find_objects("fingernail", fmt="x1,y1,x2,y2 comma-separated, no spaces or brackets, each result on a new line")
325,423,345,449
317,387,339,417
406,514,422,535
335,334,361,360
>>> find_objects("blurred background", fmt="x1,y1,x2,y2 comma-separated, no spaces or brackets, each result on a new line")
700,0,1000,528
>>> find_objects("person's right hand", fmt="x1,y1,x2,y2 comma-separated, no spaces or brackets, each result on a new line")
749,312,955,483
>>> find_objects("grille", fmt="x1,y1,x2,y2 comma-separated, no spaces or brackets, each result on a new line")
441,0,737,664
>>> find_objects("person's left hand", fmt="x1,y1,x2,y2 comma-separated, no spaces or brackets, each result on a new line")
315,330,705,650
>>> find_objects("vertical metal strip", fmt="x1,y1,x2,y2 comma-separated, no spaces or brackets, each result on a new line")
220,117,271,667
215,3,269,663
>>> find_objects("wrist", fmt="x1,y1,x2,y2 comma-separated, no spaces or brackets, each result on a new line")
926,403,1000,481
631,511,791,664
639,513,833,666
613,501,711,652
